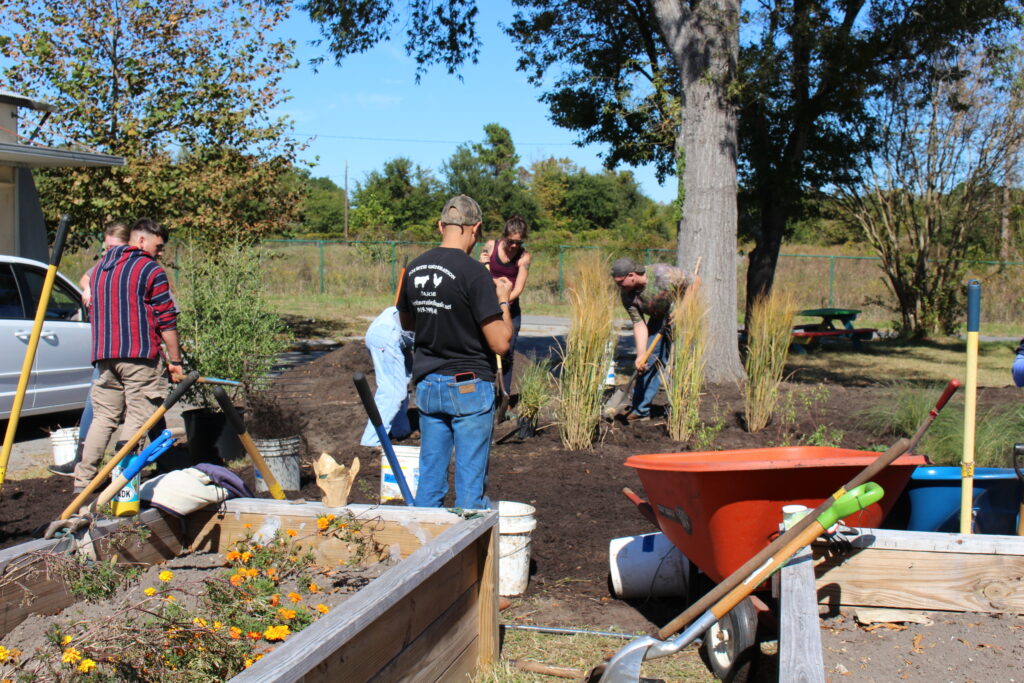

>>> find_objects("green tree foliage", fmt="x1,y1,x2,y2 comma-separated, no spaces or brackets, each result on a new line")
442,123,540,230
0,0,303,249
350,157,442,239
300,174,349,235
836,40,1024,338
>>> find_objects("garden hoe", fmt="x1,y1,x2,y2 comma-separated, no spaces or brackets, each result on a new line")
602,333,662,420
587,378,960,682
212,385,286,500
43,430,177,547
353,372,415,505
0,215,70,494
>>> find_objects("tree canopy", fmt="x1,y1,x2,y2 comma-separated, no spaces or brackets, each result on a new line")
0,0,303,249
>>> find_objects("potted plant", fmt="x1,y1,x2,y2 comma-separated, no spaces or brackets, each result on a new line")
516,354,554,439
175,243,290,464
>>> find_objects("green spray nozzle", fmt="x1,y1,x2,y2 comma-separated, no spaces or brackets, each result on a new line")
816,482,884,530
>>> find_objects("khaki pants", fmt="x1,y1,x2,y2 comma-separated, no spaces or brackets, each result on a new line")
75,358,167,489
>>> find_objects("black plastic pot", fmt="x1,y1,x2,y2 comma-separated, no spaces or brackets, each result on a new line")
182,407,245,465
517,416,537,439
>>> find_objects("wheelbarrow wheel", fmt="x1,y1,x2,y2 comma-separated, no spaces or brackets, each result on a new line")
699,596,758,682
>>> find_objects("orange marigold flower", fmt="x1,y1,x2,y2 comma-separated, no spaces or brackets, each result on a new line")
229,627,242,640
225,551,242,562
315,604,329,614
62,647,82,664
308,582,320,593
278,608,297,620
288,592,302,603
246,631,262,641
269,594,280,607
243,568,259,578
229,574,244,587
285,529,297,537
327,514,335,521
263,625,291,641
243,523,253,529
240,552,252,563
316,517,330,531
266,567,278,579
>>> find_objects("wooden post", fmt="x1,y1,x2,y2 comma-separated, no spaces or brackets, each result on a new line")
779,544,825,682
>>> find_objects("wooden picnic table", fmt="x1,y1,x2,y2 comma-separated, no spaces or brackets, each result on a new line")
798,308,861,331
792,308,875,353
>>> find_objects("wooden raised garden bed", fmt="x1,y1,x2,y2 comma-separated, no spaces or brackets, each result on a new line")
0,500,498,681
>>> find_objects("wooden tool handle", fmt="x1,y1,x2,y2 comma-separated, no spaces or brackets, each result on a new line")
213,386,285,500
58,372,199,520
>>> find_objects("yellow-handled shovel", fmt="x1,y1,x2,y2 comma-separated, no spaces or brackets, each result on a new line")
0,215,71,493
212,386,285,500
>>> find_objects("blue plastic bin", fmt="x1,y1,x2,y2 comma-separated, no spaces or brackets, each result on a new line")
900,467,1021,534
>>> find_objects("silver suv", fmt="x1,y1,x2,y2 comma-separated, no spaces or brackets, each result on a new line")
0,255,92,419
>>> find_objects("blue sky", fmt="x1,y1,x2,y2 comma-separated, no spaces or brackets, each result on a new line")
275,3,678,204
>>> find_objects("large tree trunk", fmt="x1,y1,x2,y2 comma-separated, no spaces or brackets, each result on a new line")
653,0,744,383
745,196,786,320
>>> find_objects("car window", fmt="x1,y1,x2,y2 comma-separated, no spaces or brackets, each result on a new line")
0,265,25,319
18,266,88,322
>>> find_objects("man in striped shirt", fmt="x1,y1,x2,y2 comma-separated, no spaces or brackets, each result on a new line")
73,218,184,491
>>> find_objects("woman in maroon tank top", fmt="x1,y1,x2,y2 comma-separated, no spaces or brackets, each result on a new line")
479,216,532,394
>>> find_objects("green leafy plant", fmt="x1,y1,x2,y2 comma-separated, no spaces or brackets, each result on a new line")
743,290,798,432
772,386,839,447
692,408,726,451
516,354,554,434
557,252,615,449
176,244,291,408
662,283,708,442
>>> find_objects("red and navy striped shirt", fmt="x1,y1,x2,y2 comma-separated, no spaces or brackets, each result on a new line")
90,245,177,362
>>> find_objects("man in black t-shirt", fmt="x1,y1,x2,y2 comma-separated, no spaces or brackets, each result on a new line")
397,195,513,509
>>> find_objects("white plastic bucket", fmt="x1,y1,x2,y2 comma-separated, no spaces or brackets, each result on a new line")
608,532,689,599
50,427,79,467
498,501,537,596
252,436,303,492
380,445,420,503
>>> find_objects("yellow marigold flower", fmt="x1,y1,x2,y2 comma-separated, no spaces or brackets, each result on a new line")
244,658,254,668
192,617,208,628
78,658,97,673
316,517,330,530
263,624,291,641
244,568,259,578
143,587,156,597
288,592,302,603
308,582,320,593
327,514,335,521
61,635,73,645
229,626,242,640
213,621,223,629
285,529,297,537
0,646,13,663
62,647,82,664
288,555,298,562
225,551,242,562
158,570,174,582
315,604,329,614
241,552,253,563
277,608,297,620
164,595,176,602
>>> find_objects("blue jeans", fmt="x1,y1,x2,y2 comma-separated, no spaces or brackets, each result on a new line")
498,313,522,394
413,373,494,509
632,319,671,417
1013,352,1024,387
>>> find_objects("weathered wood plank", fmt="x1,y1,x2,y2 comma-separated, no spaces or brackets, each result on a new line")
476,524,499,668
232,512,497,682
370,584,477,681
186,501,462,560
779,545,825,683
814,529,1024,613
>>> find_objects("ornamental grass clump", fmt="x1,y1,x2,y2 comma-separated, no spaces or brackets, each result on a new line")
743,290,798,432
661,284,708,442
516,354,554,437
557,252,615,449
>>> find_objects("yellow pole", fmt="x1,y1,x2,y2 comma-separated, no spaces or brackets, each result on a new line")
960,279,981,534
0,215,71,491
